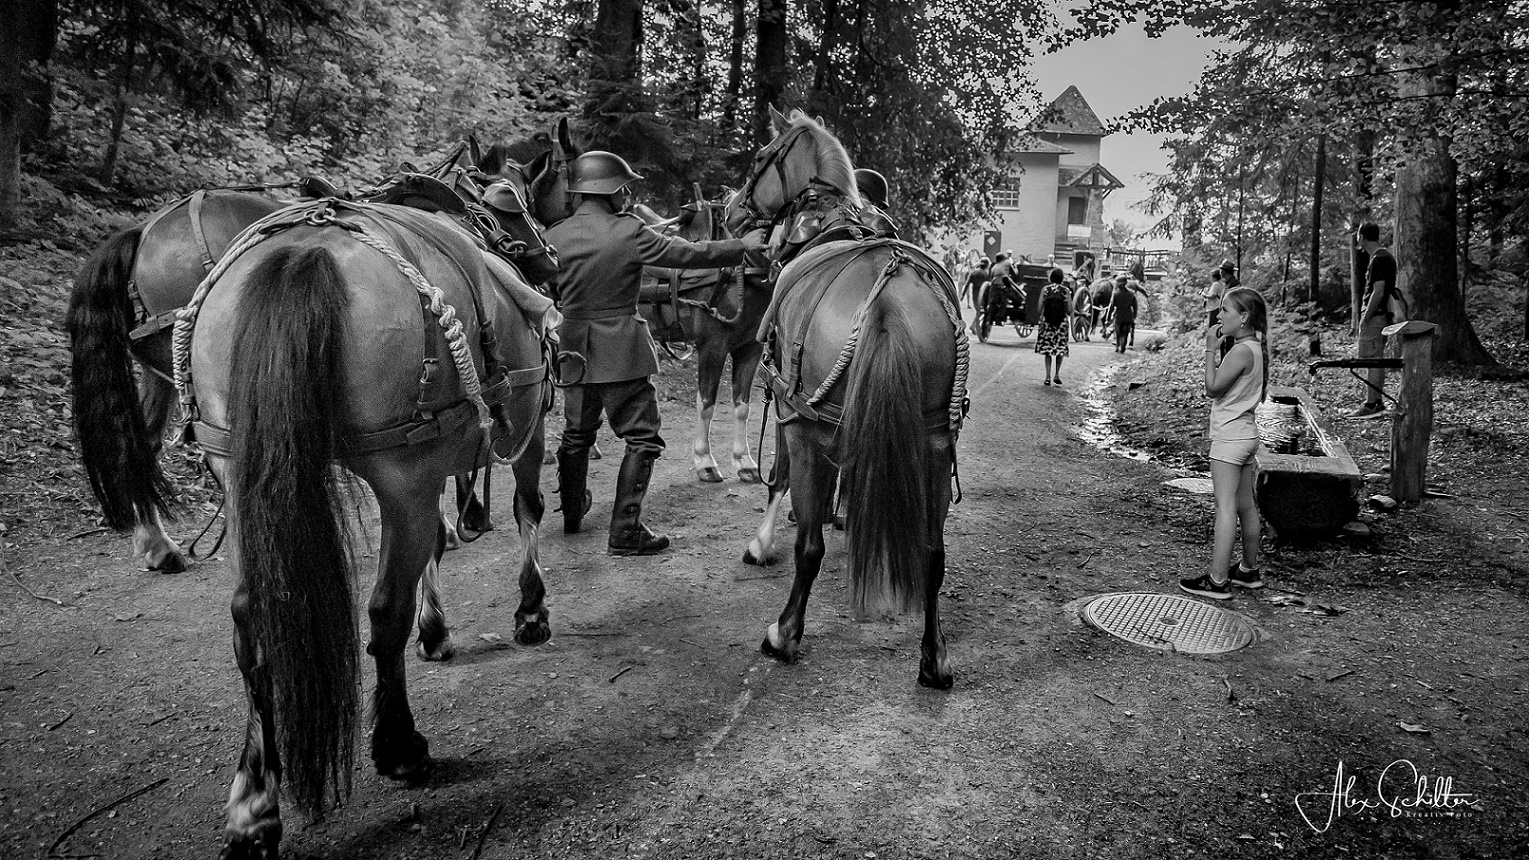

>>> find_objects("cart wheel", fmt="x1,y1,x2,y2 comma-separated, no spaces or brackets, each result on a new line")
1017,325,1033,338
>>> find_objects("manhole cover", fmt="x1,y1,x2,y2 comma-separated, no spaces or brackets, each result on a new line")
1164,477,1214,494
1082,592,1255,654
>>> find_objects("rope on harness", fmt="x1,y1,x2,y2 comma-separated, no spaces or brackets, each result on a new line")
173,201,494,444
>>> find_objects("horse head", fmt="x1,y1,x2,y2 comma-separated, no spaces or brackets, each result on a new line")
723,106,862,237
522,117,583,227
478,162,560,285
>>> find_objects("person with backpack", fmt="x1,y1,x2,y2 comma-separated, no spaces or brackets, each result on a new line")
1346,221,1399,420
1035,268,1072,386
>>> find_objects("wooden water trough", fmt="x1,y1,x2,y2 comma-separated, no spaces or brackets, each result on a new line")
1255,385,1363,538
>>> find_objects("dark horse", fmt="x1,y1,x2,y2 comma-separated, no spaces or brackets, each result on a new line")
726,107,966,689
66,145,554,572
67,189,286,572
178,196,555,857
637,184,772,483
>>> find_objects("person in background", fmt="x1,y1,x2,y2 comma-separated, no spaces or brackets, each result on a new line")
545,150,767,555
1180,287,1269,601
1345,222,1396,420
1204,268,1225,328
962,257,990,311
1109,273,1138,353
1035,268,1072,386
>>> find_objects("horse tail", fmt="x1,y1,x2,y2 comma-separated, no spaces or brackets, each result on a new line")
839,288,930,618
228,246,358,816
65,225,174,530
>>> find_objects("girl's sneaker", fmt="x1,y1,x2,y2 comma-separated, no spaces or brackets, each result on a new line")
1179,573,1231,600
1229,564,1264,589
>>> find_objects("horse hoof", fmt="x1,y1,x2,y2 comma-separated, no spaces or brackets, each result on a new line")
515,616,552,647
149,549,189,574
759,636,797,664
443,529,463,552
416,638,455,662
742,543,773,566
219,831,281,860
697,466,723,483
918,668,955,690
382,755,434,785
737,467,761,484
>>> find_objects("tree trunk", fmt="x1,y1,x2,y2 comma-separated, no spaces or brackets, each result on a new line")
585,0,645,148
813,0,840,97
0,0,57,228
722,0,745,134
1309,133,1326,306
752,0,787,144
1393,54,1494,365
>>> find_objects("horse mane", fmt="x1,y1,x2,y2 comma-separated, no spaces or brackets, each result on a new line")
787,110,862,206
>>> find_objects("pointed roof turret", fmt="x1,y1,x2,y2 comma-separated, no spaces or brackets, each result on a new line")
1032,86,1106,136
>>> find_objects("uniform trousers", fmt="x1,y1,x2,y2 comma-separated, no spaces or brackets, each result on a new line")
561,377,665,456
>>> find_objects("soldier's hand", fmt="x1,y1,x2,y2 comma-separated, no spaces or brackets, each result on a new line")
740,227,770,253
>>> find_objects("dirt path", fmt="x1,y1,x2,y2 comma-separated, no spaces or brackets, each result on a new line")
2,325,1524,860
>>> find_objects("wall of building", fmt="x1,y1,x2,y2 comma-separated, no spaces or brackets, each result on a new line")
958,153,1060,264
1041,132,1101,168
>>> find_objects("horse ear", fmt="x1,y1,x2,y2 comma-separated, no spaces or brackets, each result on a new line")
692,182,704,204
467,134,483,171
557,116,577,157
768,105,789,134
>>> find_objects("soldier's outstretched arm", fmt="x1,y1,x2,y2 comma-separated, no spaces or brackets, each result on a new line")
633,218,764,269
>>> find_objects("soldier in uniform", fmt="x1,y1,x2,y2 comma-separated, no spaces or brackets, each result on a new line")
545,151,767,555
853,168,899,238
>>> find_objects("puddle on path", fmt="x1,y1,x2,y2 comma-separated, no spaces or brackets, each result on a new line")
1074,363,1154,463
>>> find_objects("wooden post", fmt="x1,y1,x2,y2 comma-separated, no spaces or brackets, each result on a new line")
1383,320,1437,503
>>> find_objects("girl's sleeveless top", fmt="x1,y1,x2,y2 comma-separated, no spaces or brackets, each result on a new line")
1210,340,1264,441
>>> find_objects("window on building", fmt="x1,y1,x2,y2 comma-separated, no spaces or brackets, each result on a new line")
1067,195,1088,225
989,181,1022,209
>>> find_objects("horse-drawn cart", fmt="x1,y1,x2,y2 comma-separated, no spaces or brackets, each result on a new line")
978,261,1048,342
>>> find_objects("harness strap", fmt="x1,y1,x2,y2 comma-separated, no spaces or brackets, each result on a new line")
188,190,215,272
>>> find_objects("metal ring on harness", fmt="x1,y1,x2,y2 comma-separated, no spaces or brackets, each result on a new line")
554,351,587,387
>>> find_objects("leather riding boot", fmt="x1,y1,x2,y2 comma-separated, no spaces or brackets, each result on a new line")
555,447,592,534
608,450,670,556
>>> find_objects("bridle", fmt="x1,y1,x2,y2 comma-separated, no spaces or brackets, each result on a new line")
736,125,814,232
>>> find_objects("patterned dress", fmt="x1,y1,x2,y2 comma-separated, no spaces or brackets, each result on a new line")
1034,283,1071,357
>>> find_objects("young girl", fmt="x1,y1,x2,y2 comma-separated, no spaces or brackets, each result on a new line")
1180,287,1268,600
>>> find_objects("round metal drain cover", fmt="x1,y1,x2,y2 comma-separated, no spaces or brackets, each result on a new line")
1082,592,1255,654
1164,477,1214,494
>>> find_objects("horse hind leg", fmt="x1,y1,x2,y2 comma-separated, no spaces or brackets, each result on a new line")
729,343,764,484
414,521,455,661
510,425,551,646
918,445,954,690
133,369,188,573
761,425,834,663
367,463,440,783
692,341,726,483
743,423,790,566
217,465,283,859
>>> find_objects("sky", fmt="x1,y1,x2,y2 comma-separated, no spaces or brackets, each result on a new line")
1030,24,1225,250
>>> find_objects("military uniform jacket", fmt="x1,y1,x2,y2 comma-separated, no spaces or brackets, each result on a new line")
545,207,750,384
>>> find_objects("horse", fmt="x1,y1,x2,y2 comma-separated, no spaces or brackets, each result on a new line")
636,183,772,483
725,107,965,689
67,189,288,572
66,146,554,572
176,192,556,857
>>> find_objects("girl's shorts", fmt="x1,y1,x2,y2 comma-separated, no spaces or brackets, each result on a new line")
1210,437,1259,466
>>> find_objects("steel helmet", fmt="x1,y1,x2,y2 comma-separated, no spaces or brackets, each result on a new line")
568,151,643,195
853,168,889,208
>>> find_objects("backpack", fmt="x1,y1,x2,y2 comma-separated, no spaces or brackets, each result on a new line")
1042,287,1068,326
